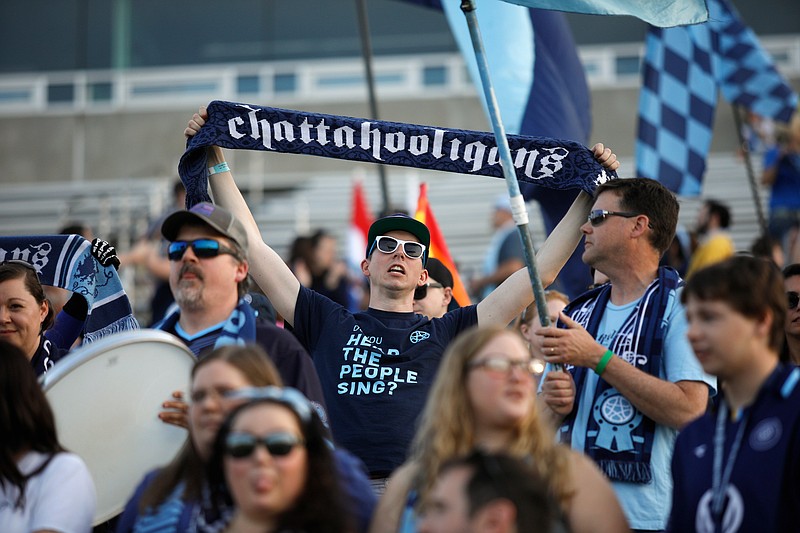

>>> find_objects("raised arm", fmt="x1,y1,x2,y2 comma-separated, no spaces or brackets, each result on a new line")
184,108,301,325
476,190,592,326
476,143,617,327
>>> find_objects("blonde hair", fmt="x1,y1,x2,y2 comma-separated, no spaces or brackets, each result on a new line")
410,325,573,508
515,289,570,332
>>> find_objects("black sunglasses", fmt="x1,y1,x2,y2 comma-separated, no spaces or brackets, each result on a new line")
167,239,238,261
369,235,426,260
225,431,305,459
587,209,643,227
414,282,444,300
789,291,800,310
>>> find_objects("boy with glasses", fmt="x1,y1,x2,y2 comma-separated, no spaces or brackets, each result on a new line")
413,258,458,320
184,107,620,486
154,202,326,425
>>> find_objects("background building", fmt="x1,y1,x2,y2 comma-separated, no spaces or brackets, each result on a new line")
1,0,798,311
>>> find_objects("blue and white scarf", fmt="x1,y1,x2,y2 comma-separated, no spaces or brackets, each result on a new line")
155,298,257,353
558,267,682,484
0,235,139,343
178,100,617,207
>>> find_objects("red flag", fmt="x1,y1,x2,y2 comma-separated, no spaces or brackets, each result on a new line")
414,183,471,306
348,179,374,274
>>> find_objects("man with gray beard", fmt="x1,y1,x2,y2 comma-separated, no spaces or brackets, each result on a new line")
154,201,326,419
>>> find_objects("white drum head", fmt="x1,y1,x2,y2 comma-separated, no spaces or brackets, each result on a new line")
41,329,195,525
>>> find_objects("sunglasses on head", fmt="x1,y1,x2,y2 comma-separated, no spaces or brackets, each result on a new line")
167,239,237,261
0,259,39,273
789,291,800,310
587,209,643,227
225,431,305,459
369,235,426,260
414,282,444,300
224,386,314,424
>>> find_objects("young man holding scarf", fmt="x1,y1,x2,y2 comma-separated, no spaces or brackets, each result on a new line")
183,107,620,488
538,178,716,532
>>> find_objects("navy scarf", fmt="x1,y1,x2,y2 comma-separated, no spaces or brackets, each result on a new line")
559,267,682,483
0,235,138,343
178,101,617,207
155,298,257,351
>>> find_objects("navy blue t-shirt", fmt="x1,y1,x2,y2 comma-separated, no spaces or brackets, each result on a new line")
669,364,800,533
159,317,327,413
292,287,479,475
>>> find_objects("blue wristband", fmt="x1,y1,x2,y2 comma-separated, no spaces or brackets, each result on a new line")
208,162,230,175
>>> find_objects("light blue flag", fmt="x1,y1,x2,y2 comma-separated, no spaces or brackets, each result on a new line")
499,0,708,27
442,0,533,135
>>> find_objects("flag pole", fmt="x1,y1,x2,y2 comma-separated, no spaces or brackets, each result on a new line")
459,0,559,366
731,104,768,236
355,0,391,215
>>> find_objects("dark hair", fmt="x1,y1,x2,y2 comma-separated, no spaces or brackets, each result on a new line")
751,234,782,265
138,344,283,512
0,262,54,333
682,255,786,352
0,341,65,509
704,199,731,229
783,263,800,279
438,451,565,532
594,178,679,255
206,396,351,533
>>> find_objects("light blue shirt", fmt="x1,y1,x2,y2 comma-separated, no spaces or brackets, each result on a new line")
541,288,716,530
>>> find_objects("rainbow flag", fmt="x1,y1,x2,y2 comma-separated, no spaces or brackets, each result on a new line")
414,183,471,306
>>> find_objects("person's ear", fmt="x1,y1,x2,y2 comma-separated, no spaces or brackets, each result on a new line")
234,259,249,283
442,287,453,306
418,268,428,286
361,258,370,277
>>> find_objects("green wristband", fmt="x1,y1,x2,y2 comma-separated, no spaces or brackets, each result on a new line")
595,349,614,376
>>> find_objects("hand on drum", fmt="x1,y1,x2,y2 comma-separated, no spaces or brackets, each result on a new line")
159,390,188,429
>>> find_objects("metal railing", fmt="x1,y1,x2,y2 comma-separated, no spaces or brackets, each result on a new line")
1,35,797,116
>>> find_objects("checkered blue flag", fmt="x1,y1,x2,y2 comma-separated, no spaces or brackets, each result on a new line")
636,0,797,196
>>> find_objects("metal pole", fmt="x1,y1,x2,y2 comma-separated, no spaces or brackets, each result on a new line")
732,104,768,235
355,0,391,215
460,0,559,368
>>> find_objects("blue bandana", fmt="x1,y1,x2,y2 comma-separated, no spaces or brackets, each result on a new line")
178,101,617,207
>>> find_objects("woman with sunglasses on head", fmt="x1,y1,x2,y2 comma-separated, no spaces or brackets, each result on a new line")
205,387,353,533
516,290,570,388
370,325,629,533
117,344,372,533
0,261,69,376
0,340,96,532
0,240,120,375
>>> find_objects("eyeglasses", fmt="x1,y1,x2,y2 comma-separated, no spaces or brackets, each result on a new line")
468,356,538,376
189,386,235,404
789,291,800,310
414,282,444,300
225,431,305,459
368,235,426,260
167,239,238,261
587,209,642,227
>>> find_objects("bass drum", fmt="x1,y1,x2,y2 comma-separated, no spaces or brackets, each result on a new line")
41,329,195,525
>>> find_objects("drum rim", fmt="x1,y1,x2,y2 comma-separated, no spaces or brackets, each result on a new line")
40,328,194,390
